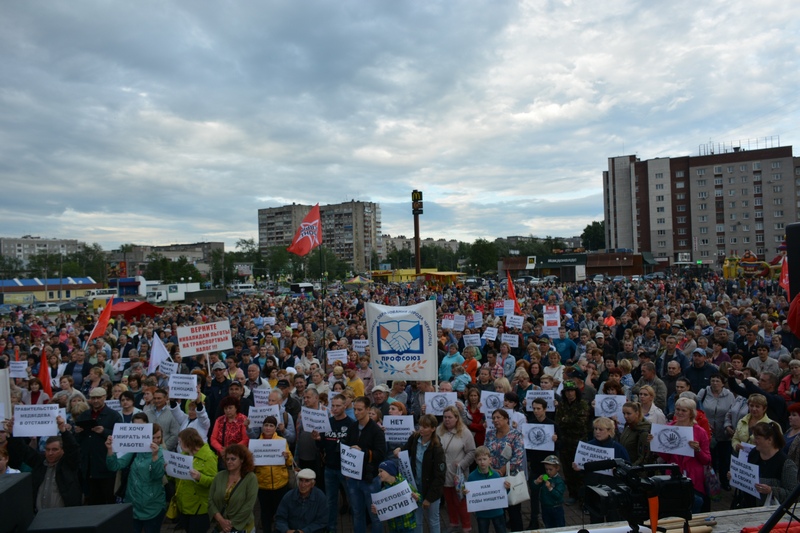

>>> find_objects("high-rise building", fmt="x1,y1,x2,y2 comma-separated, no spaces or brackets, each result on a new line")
604,139,797,266
0,236,81,264
258,200,382,272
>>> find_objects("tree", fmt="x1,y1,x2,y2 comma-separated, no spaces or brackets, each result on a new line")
468,239,497,275
307,246,349,280
582,221,606,251
0,255,25,279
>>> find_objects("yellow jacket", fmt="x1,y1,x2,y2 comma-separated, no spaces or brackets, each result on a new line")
732,413,780,449
254,433,293,490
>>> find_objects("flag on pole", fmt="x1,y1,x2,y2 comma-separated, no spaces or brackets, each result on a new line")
506,271,522,315
148,333,171,375
88,298,114,343
780,257,790,295
37,350,53,398
287,204,322,257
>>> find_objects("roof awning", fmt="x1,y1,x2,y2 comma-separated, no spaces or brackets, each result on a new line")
642,252,658,265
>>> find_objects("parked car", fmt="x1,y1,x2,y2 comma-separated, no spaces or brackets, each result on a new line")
0,304,15,315
31,302,60,313
643,272,667,281
592,274,606,283
465,277,485,289
59,301,85,311
630,275,642,282
515,276,542,286
543,275,559,283
612,275,627,284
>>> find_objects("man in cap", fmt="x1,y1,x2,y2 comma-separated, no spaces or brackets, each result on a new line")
684,348,716,393
275,468,328,533
276,378,302,422
204,360,231,429
75,387,122,504
371,384,392,416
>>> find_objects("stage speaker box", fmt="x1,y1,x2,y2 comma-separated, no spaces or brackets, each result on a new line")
27,503,133,532
0,472,34,533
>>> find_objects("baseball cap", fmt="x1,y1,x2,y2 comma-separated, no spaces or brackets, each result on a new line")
595,332,604,339
372,384,391,394
212,362,226,371
542,455,560,466
296,468,316,480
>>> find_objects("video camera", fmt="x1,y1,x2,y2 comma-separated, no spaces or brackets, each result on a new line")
583,459,694,531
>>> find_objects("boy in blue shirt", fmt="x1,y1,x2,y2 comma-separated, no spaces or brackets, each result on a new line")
466,446,511,533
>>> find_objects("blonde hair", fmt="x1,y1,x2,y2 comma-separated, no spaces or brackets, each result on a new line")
593,416,616,436
493,377,512,393
437,405,467,437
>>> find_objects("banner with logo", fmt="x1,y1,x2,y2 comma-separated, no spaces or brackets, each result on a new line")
366,301,437,382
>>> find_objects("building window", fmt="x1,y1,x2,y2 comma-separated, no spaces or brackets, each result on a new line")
657,218,665,224
730,225,738,232
755,211,763,218
728,177,736,184
656,184,665,190
727,166,734,173
677,205,686,212
742,176,748,183
699,215,708,222
775,210,784,217
756,234,764,243
730,238,737,244
772,161,781,169
774,198,783,205
678,240,688,247
714,166,722,174
677,216,687,223
754,173,762,182
775,223,785,230
755,198,763,206
676,171,685,177
656,195,665,201
757,247,766,255
728,189,735,196
697,179,707,186
742,200,749,207
715,190,723,197
740,165,747,172
773,173,782,181
676,193,685,200
678,228,687,235
714,178,723,185
655,172,664,179
700,227,708,234
657,207,665,212
774,185,783,193
716,224,724,232
717,236,725,244
699,203,707,210
698,192,708,199
743,212,750,219
701,250,710,257
743,237,751,244
658,241,666,248
776,235,784,242
657,230,666,235
753,162,761,170
742,225,749,231
676,182,685,188
730,213,737,220
729,201,736,208
697,169,706,176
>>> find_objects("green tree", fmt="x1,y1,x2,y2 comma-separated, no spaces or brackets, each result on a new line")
25,251,65,278
0,255,25,279
307,246,349,280
582,221,606,251
469,239,497,275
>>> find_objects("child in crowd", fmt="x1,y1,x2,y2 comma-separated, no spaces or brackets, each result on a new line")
465,446,511,533
371,460,420,533
534,455,566,528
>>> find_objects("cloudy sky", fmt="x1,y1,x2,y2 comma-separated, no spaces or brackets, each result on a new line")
2,0,799,252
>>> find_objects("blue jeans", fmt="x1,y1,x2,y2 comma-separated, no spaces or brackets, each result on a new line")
541,506,565,529
477,516,506,533
414,498,441,533
347,476,382,533
325,467,348,532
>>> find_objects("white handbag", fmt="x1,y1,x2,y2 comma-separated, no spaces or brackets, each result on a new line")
505,470,530,505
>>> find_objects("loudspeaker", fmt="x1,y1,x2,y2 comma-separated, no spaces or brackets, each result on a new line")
27,503,133,532
0,472,34,533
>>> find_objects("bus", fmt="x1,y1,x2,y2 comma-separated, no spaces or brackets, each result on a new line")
85,288,118,301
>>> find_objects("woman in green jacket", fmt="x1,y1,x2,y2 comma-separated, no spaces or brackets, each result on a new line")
106,420,166,533
175,428,218,533
208,443,258,533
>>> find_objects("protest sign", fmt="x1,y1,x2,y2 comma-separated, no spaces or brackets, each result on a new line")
521,423,556,451
526,390,555,411
250,439,287,466
398,449,417,490
112,423,153,454
482,327,498,341
169,374,197,400
493,301,504,317
106,399,122,413
441,314,455,329
301,407,332,433
177,320,233,357
159,361,178,377
340,444,365,480
739,442,755,461
471,312,483,329
543,305,561,337
480,391,505,415
9,361,28,379
14,404,58,437
463,334,481,347
372,480,418,521
500,333,519,348
290,323,298,329
252,388,271,406
424,392,457,415
649,424,695,457
594,394,625,421
465,477,508,513
453,315,466,332
163,450,194,480
264,317,276,325
249,405,281,426
730,455,759,498
353,340,369,353
503,300,516,316
327,349,348,365
505,315,524,330
384,416,414,444
574,441,614,473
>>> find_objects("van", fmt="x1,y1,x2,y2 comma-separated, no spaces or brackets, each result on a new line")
85,288,118,301
32,302,60,313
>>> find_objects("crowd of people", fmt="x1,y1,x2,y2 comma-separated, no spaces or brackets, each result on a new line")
0,272,797,533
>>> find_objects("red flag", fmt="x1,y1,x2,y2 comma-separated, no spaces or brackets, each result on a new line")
37,350,53,399
780,258,790,295
506,271,523,315
88,298,114,343
287,204,322,257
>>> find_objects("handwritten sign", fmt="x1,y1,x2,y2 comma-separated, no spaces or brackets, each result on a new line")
480,391,505,415
398,449,417,490
250,438,287,466
177,320,233,357
372,479,418,521
384,416,414,444
574,441,614,471
9,361,28,379
482,327,498,341
301,407,332,433
649,424,694,457
441,314,455,330
424,392,457,415
353,340,369,353
463,334,481,347
327,349,348,365
500,333,519,348
14,404,58,437
471,312,483,329
112,423,153,454
521,423,556,451
168,374,197,400
340,443,365,480
526,390,555,411
594,394,625,421
505,315,524,330
453,315,466,332
249,404,281,426
730,455,759,498
163,450,194,480
159,361,178,377
252,388,270,406
465,477,508,512
503,300,516,316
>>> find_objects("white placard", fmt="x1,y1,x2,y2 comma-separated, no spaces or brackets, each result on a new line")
441,314,455,330
10,361,29,379
290,322,299,329
112,423,153,454
649,424,695,457
463,334,482,347
500,333,519,348
106,399,122,413
738,442,755,461
163,450,194,480
250,438,287,466
372,479,418,521
424,392,457,415
505,315,524,330
301,406,332,433
574,441,615,471
264,317,276,325
471,312,483,329
465,477,509,512
503,300,516,316
730,455,760,498
594,394,625,421
327,349,348,365
273,332,282,339
340,443,365,480
526,390,555,411
543,305,561,338
0,402,6,422
384,416,414,444
480,391,505,415
521,423,556,451
48,408,68,436
159,361,178,377
249,404,281,426
482,327,498,341
353,340,369,353
168,374,197,400
13,404,58,437
453,315,466,332
177,320,233,357
398,449,417,490
252,388,270,406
